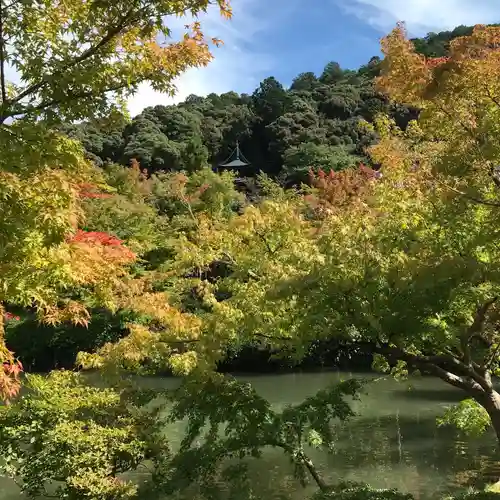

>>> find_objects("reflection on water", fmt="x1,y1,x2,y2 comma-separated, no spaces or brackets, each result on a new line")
1,371,498,499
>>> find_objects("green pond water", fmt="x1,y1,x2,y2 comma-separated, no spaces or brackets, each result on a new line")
1,371,499,499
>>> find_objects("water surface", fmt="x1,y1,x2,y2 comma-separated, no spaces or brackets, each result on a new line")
1,371,498,499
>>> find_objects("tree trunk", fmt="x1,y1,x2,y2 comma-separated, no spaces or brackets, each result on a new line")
478,389,500,445
298,450,328,492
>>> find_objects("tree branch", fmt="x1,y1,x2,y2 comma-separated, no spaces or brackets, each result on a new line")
0,0,7,104
424,362,476,392
377,344,490,394
7,0,201,111
485,87,500,110
255,231,283,255
158,338,200,345
462,297,498,368
4,0,24,9
485,342,500,370
253,332,290,342
11,78,145,117
435,101,477,140
272,438,328,492
432,176,500,207
8,6,138,107
297,449,328,492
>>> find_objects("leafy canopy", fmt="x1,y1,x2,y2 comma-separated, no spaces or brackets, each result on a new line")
0,0,230,123
77,23,500,446
0,0,233,398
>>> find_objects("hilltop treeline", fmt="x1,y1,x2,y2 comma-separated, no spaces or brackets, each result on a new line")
59,26,474,187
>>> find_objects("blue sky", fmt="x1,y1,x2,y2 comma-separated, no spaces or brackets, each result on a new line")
125,1,500,115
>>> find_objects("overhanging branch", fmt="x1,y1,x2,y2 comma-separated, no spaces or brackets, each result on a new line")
7,6,138,108
377,344,489,394
5,0,203,114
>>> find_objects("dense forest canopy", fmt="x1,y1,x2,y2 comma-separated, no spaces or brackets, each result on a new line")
57,50,422,183
58,23,481,189
12,24,471,375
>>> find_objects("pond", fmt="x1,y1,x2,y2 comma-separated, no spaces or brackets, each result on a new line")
1,371,498,499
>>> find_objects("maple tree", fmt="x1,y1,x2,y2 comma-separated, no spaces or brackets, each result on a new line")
368,24,500,441
209,24,500,446
304,164,379,218
83,23,500,452
0,0,232,399
0,0,230,124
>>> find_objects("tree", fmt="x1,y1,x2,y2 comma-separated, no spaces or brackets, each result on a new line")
182,134,210,172
109,23,500,452
319,61,344,85
0,0,230,124
122,117,184,171
365,25,500,441
252,77,290,125
0,371,168,499
7,14,500,498
216,24,500,446
290,72,319,92
282,143,361,185
0,0,232,399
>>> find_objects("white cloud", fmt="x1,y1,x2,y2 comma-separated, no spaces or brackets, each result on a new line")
127,0,275,117
339,0,500,35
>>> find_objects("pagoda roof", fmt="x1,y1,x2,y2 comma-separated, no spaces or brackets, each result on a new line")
218,140,250,168
219,159,250,168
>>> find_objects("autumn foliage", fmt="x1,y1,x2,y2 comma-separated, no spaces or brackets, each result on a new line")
76,182,113,199
68,230,136,261
305,164,379,216
0,0,237,404
376,23,500,107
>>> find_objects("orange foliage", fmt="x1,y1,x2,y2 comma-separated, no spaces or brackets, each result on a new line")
185,183,210,203
376,23,500,106
129,158,148,179
76,182,113,199
305,164,380,217
425,56,450,68
42,301,92,327
0,305,23,402
34,229,140,326
67,230,136,264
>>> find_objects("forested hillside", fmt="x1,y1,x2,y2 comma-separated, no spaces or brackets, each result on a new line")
60,26,476,186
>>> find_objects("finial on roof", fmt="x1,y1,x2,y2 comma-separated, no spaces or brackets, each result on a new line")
219,140,251,168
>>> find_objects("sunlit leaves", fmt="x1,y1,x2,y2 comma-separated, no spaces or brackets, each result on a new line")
1,0,232,123
437,398,491,437
0,0,233,387
0,370,160,499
